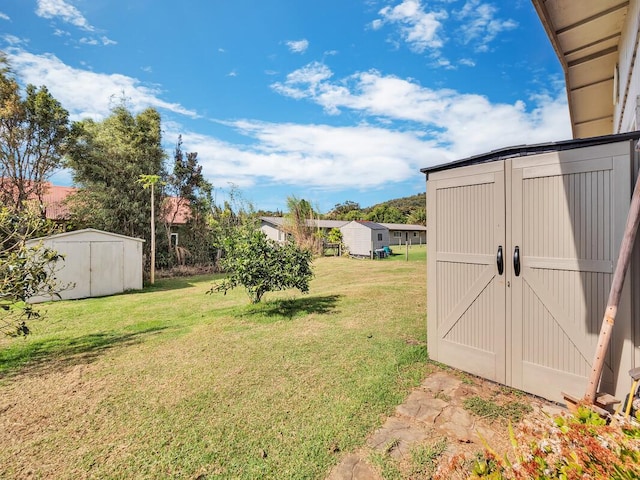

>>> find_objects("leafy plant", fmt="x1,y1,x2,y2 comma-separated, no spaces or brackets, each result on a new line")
0,206,69,336
438,406,640,480
208,230,313,303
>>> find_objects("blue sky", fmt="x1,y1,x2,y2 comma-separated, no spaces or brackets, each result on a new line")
1,0,571,212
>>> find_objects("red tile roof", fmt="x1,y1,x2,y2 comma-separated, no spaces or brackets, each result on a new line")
11,182,188,225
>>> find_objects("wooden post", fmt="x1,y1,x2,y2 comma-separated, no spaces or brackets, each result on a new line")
150,182,155,285
584,171,640,403
405,241,409,261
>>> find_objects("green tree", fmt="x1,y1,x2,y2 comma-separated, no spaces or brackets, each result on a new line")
326,200,361,220
66,105,165,272
327,227,342,244
163,135,215,267
0,55,70,212
209,185,258,267
0,205,67,336
209,229,313,304
365,204,405,224
407,207,426,226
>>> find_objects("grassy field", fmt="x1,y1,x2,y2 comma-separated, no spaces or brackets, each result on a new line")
0,256,427,479
385,244,426,262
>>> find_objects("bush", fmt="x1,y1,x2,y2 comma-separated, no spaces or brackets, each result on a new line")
208,230,313,304
0,206,68,336
436,405,640,479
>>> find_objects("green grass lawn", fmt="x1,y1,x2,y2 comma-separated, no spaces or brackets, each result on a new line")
385,244,426,262
0,256,427,479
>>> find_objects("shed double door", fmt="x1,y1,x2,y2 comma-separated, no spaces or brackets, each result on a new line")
427,144,632,402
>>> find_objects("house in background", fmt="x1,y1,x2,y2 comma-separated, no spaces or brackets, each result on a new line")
340,221,390,257
259,216,348,242
381,223,427,246
260,216,425,257
422,1,640,404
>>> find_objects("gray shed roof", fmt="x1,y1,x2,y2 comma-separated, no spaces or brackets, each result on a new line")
260,216,349,229
348,221,387,230
421,131,640,178
380,223,426,231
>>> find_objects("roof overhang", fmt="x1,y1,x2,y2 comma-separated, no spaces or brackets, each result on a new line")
532,0,630,138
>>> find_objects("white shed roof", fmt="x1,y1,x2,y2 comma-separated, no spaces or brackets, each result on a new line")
27,228,145,244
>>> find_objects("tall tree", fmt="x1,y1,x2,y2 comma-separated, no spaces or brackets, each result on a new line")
0,55,70,212
365,204,405,224
163,136,214,266
66,105,165,269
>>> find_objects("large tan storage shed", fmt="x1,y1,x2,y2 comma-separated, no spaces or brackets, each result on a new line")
27,228,144,302
422,132,640,403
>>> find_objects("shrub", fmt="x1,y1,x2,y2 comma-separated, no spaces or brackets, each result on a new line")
436,406,640,479
208,230,313,304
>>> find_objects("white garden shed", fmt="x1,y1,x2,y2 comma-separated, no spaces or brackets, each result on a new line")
340,221,390,257
27,228,144,302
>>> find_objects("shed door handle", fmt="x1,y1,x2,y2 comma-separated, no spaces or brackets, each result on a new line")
513,246,521,277
496,246,504,275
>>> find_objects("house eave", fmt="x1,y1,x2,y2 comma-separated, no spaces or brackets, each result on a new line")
531,0,630,138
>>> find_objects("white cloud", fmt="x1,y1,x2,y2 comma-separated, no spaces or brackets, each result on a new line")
457,0,517,52
36,0,95,31
373,0,517,57
166,64,570,192
172,122,444,190
375,0,447,53
0,12,10,21
271,61,333,101
7,50,197,121
272,63,571,158
79,35,116,46
2,35,26,46
286,39,309,54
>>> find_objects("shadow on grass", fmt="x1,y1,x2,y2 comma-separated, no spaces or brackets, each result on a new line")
0,326,168,381
239,295,343,322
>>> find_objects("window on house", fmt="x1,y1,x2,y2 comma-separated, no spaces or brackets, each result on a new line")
393,231,402,237
171,233,179,247
413,232,417,237
377,233,382,241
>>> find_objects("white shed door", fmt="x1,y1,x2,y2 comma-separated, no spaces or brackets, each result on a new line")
510,151,632,402
427,162,507,383
90,242,124,297
53,241,90,300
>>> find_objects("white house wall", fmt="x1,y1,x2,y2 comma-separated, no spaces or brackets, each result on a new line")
614,1,640,133
260,223,282,242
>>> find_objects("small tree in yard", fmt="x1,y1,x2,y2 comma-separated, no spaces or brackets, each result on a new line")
209,230,313,304
0,206,67,336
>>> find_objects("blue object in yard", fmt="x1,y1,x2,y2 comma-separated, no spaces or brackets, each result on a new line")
382,246,393,256
374,248,386,259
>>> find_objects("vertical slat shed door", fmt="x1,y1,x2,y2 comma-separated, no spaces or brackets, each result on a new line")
427,162,506,383
90,241,124,297
510,145,632,402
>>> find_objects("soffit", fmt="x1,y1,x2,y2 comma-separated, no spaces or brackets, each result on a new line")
532,0,629,138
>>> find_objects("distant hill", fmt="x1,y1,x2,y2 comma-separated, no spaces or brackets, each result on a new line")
363,192,425,216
